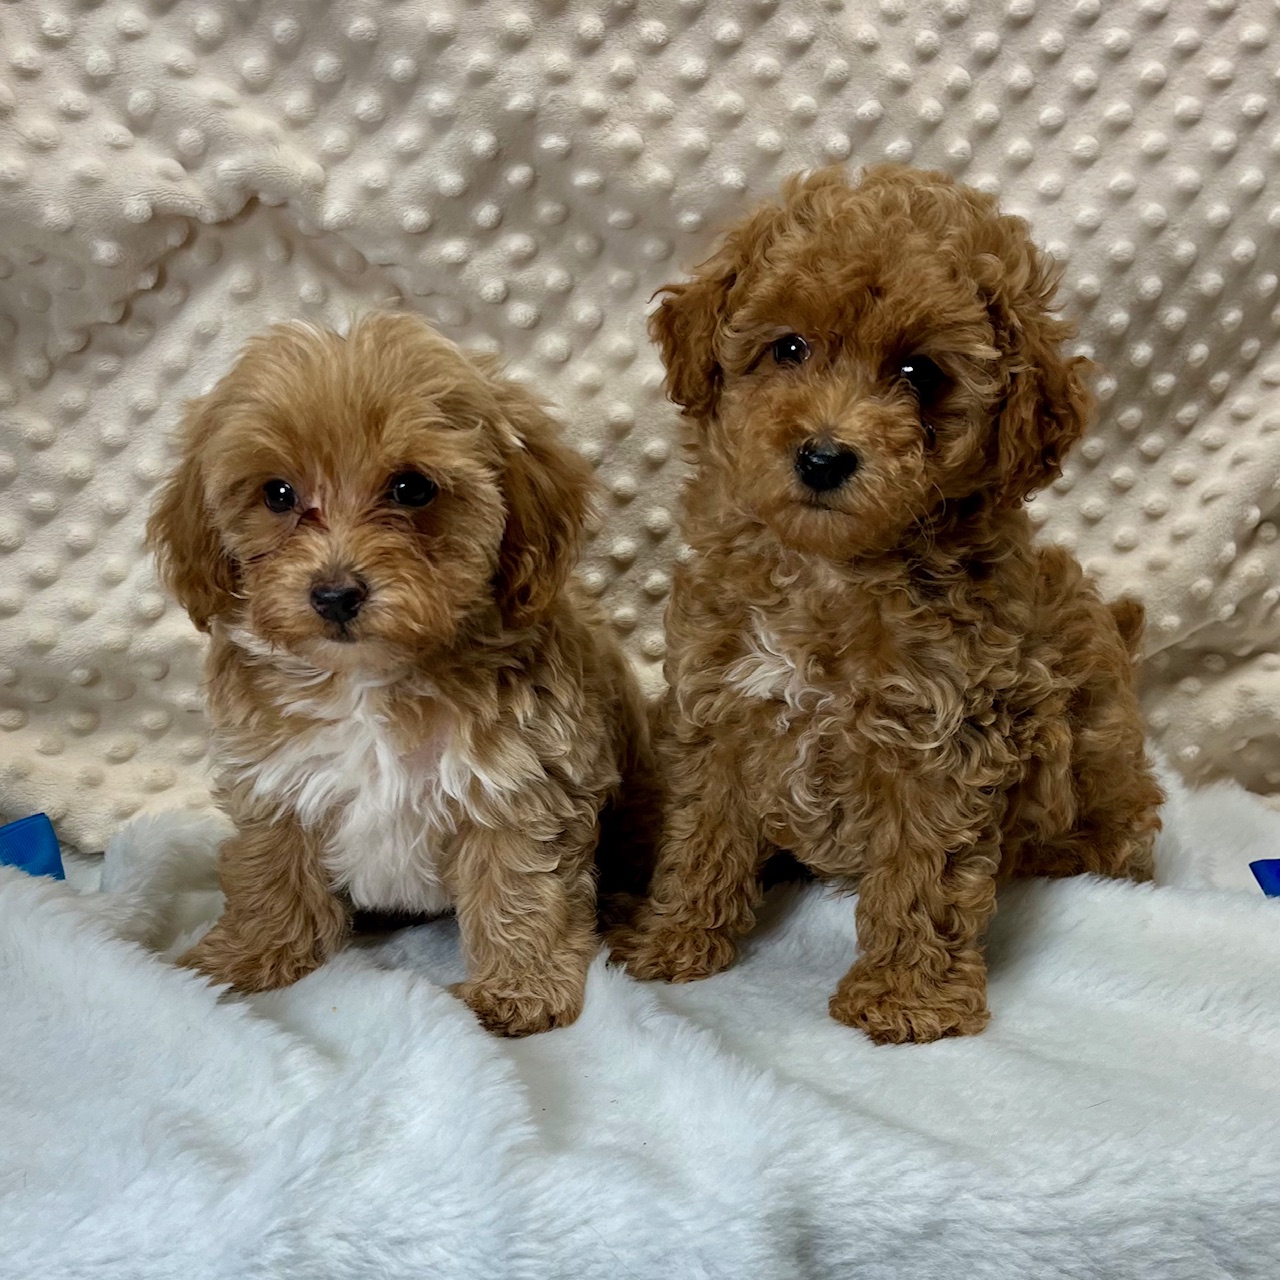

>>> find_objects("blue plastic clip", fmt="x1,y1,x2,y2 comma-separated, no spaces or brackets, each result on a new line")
0,813,65,881
1249,860,1280,898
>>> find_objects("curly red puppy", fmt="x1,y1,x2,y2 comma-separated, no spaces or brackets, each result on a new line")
614,165,1163,1044
148,312,652,1037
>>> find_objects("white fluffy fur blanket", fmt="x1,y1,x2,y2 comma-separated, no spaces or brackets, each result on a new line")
3,765,1280,1279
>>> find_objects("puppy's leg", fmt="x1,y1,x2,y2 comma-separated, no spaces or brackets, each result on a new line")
452,819,600,1038
1072,761,1162,883
830,779,1001,1045
610,736,764,983
179,811,348,992
1023,759,1162,884
1033,698,1162,884
1014,620,1163,883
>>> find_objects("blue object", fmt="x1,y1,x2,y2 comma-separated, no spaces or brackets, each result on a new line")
1249,859,1280,898
0,812,64,881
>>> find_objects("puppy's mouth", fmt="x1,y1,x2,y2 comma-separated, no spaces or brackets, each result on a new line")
798,493,848,511
791,487,863,521
320,622,359,645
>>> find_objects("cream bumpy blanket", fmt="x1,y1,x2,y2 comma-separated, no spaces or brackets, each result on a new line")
0,0,1278,842
2,4,1280,1277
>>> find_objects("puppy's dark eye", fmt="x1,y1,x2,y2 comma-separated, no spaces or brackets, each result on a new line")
263,479,296,513
387,470,438,508
770,334,811,367
897,356,946,406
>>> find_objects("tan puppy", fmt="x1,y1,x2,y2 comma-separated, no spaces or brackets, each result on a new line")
613,165,1163,1044
148,312,652,1037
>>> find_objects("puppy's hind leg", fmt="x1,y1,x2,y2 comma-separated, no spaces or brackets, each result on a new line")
1015,621,1163,884
1024,713,1163,884
610,733,765,984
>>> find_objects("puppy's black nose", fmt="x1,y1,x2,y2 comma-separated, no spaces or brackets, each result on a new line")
795,438,859,492
310,578,368,625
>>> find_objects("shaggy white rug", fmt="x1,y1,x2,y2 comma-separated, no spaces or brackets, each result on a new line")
2,764,1279,1279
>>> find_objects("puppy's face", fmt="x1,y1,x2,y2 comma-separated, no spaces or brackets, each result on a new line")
148,314,591,671
708,254,1004,561
652,165,1092,560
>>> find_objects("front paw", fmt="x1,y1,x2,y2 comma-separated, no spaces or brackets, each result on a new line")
829,960,990,1045
454,980,583,1038
610,921,738,984
177,923,326,993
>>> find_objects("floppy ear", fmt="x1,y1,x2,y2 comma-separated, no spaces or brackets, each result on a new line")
649,201,788,422
491,379,595,629
650,170,849,422
145,397,239,632
648,262,738,422
985,242,1094,508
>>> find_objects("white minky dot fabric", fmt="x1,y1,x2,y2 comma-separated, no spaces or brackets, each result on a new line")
1,0,1279,847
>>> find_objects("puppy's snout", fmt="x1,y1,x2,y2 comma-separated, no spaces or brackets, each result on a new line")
310,576,369,626
795,438,859,493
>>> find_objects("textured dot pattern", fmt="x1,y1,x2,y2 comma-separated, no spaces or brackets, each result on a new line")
2,0,1280,848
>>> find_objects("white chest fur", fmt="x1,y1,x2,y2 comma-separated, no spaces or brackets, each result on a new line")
239,680,465,914
723,613,836,718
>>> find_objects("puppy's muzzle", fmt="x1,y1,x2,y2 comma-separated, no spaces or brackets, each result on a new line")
795,438,859,493
310,576,369,625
